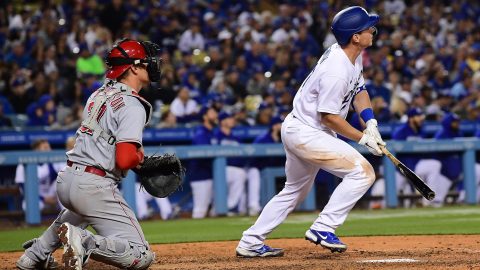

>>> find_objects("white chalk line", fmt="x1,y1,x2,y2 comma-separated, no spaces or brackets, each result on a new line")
358,258,420,263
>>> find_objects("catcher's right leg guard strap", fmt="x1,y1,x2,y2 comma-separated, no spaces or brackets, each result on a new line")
89,238,155,270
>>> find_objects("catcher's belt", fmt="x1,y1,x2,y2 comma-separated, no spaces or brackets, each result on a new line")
67,160,106,177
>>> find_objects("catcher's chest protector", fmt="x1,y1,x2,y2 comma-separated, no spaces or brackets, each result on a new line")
80,81,152,145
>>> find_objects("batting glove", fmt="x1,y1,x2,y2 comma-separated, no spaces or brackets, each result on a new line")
364,119,386,146
359,132,383,156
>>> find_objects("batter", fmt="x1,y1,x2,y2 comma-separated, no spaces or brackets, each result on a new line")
236,6,385,257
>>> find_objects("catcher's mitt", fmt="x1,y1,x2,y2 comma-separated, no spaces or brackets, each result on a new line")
133,154,184,198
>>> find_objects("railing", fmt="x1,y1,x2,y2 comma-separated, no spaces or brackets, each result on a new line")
0,139,478,225
1,121,479,147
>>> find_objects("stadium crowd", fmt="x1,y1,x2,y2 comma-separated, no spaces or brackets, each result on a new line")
0,0,480,131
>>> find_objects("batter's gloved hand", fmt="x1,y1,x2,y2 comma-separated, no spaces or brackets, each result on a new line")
359,132,383,156
133,154,185,198
364,119,386,146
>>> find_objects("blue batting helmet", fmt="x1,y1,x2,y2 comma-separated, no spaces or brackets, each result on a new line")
331,6,379,46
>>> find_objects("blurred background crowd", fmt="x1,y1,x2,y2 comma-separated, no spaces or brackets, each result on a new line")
1,0,480,132
1,0,480,221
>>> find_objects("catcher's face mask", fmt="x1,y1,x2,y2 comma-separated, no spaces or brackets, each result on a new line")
105,38,163,82
141,41,162,82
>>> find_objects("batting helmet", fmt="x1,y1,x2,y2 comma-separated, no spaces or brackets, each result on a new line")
105,39,162,82
331,6,379,46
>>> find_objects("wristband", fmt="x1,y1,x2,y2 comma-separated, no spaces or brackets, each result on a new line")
360,108,374,123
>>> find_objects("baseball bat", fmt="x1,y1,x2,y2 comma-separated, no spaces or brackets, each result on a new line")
379,145,435,201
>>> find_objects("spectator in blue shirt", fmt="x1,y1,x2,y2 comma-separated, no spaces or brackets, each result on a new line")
4,40,32,69
38,94,56,126
0,95,14,115
188,105,218,219
0,103,12,127
26,102,47,126
8,74,34,114
293,26,320,57
366,68,391,105
434,113,464,184
430,68,451,95
243,42,269,74
450,75,472,101
213,112,248,215
434,113,480,204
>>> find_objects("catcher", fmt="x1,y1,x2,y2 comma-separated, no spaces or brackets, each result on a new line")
16,39,182,270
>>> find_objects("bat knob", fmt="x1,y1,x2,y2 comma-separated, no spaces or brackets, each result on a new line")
426,191,436,201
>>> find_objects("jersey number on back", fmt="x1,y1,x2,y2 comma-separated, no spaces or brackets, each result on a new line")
79,102,107,136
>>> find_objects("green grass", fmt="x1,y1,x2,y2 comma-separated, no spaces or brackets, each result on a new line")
1,206,479,252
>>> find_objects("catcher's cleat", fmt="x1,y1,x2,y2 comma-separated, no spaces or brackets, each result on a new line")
58,223,86,270
16,253,61,270
305,229,347,253
236,245,284,258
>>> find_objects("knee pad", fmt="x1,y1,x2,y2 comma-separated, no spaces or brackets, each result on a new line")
90,240,155,270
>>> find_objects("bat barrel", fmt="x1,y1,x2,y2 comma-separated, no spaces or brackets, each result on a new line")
381,145,436,202
426,191,436,201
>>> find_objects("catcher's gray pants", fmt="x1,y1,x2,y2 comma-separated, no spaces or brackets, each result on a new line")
25,165,154,269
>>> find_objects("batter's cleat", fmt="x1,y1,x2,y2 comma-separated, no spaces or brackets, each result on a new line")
57,222,86,270
16,253,61,270
236,245,284,258
305,229,347,253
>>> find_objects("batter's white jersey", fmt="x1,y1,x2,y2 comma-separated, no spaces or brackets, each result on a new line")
292,43,366,133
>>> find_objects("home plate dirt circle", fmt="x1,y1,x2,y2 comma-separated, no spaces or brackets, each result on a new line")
2,235,480,269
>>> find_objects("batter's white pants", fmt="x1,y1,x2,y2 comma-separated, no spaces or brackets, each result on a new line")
135,183,173,220
239,114,376,250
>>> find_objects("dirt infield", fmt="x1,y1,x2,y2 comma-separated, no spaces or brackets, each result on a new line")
2,235,480,269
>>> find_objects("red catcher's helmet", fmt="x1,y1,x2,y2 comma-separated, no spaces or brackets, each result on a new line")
105,39,162,82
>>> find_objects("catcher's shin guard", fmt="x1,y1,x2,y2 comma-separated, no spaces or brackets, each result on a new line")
89,240,155,270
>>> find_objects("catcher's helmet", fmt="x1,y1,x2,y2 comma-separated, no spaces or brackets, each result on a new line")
331,6,379,46
105,39,162,82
